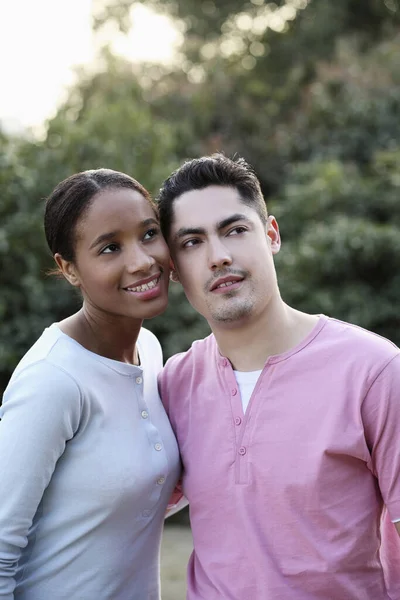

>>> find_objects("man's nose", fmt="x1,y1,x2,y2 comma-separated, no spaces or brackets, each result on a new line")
208,238,233,270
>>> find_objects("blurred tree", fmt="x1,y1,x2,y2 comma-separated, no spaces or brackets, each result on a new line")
120,0,400,193
272,151,400,343
0,59,183,393
41,56,179,192
93,0,399,46
1,0,400,395
0,133,68,392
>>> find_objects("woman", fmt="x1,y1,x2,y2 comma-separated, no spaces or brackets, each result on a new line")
0,169,180,599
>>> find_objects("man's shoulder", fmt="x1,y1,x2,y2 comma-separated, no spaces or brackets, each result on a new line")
159,334,217,420
164,333,217,374
324,316,399,363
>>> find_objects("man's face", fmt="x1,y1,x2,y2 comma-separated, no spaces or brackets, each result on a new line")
168,185,281,329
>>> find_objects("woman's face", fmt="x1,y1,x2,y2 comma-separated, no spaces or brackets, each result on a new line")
61,187,170,323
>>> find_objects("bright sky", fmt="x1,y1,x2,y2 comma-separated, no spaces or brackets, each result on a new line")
0,0,181,132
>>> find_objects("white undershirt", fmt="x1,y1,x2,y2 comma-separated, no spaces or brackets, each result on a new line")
233,369,263,413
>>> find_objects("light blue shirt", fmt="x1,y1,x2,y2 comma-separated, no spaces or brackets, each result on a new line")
0,325,180,599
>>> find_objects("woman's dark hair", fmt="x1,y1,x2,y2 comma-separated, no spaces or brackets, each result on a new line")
44,168,155,262
157,153,268,240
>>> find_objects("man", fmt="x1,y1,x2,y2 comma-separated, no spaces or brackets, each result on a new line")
157,153,400,599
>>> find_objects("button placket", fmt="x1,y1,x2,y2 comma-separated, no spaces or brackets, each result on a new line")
220,354,251,485
134,371,149,421
132,371,170,515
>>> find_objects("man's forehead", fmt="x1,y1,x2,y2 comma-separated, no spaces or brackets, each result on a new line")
174,185,241,205
171,186,253,225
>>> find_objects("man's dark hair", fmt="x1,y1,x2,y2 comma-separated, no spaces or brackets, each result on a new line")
157,153,268,240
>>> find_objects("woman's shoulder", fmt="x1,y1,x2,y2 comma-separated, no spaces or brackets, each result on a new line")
6,324,87,398
137,327,163,367
138,326,161,349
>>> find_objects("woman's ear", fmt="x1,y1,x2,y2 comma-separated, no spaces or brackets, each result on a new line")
169,258,180,283
54,253,81,287
169,270,180,283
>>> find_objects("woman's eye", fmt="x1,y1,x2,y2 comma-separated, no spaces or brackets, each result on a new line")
101,243,119,254
143,228,159,241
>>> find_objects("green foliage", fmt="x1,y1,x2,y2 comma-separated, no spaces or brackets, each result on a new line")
0,61,181,393
39,58,180,194
273,151,400,343
1,0,400,393
0,135,70,390
95,0,399,46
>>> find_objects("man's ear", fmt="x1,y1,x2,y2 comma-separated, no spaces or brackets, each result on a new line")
266,216,281,255
54,253,81,287
169,258,180,283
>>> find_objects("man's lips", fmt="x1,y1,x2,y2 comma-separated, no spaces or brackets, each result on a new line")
123,273,161,293
210,275,244,292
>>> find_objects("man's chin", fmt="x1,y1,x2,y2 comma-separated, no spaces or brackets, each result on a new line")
210,303,254,325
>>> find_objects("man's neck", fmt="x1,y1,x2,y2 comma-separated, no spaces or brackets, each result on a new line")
212,301,320,371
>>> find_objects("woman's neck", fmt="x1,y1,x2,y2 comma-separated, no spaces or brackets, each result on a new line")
58,307,142,365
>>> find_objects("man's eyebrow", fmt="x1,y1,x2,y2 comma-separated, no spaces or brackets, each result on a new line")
173,226,206,243
172,214,252,244
216,214,251,230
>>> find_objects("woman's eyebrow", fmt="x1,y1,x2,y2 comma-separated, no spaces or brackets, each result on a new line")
90,231,118,250
89,218,159,249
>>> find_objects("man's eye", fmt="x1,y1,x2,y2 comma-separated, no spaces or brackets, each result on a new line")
182,238,200,248
101,243,119,254
228,226,247,236
143,228,160,241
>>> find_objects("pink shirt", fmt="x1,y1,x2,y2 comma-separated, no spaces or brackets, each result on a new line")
159,316,400,599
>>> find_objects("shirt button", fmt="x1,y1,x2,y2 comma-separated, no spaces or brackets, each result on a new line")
234,416,242,426
157,477,166,485
154,443,162,451
141,410,149,419
135,376,143,384
142,510,151,517
232,388,238,396
238,446,246,456
222,358,228,367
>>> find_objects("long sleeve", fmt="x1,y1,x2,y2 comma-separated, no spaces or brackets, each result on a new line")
0,361,81,599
